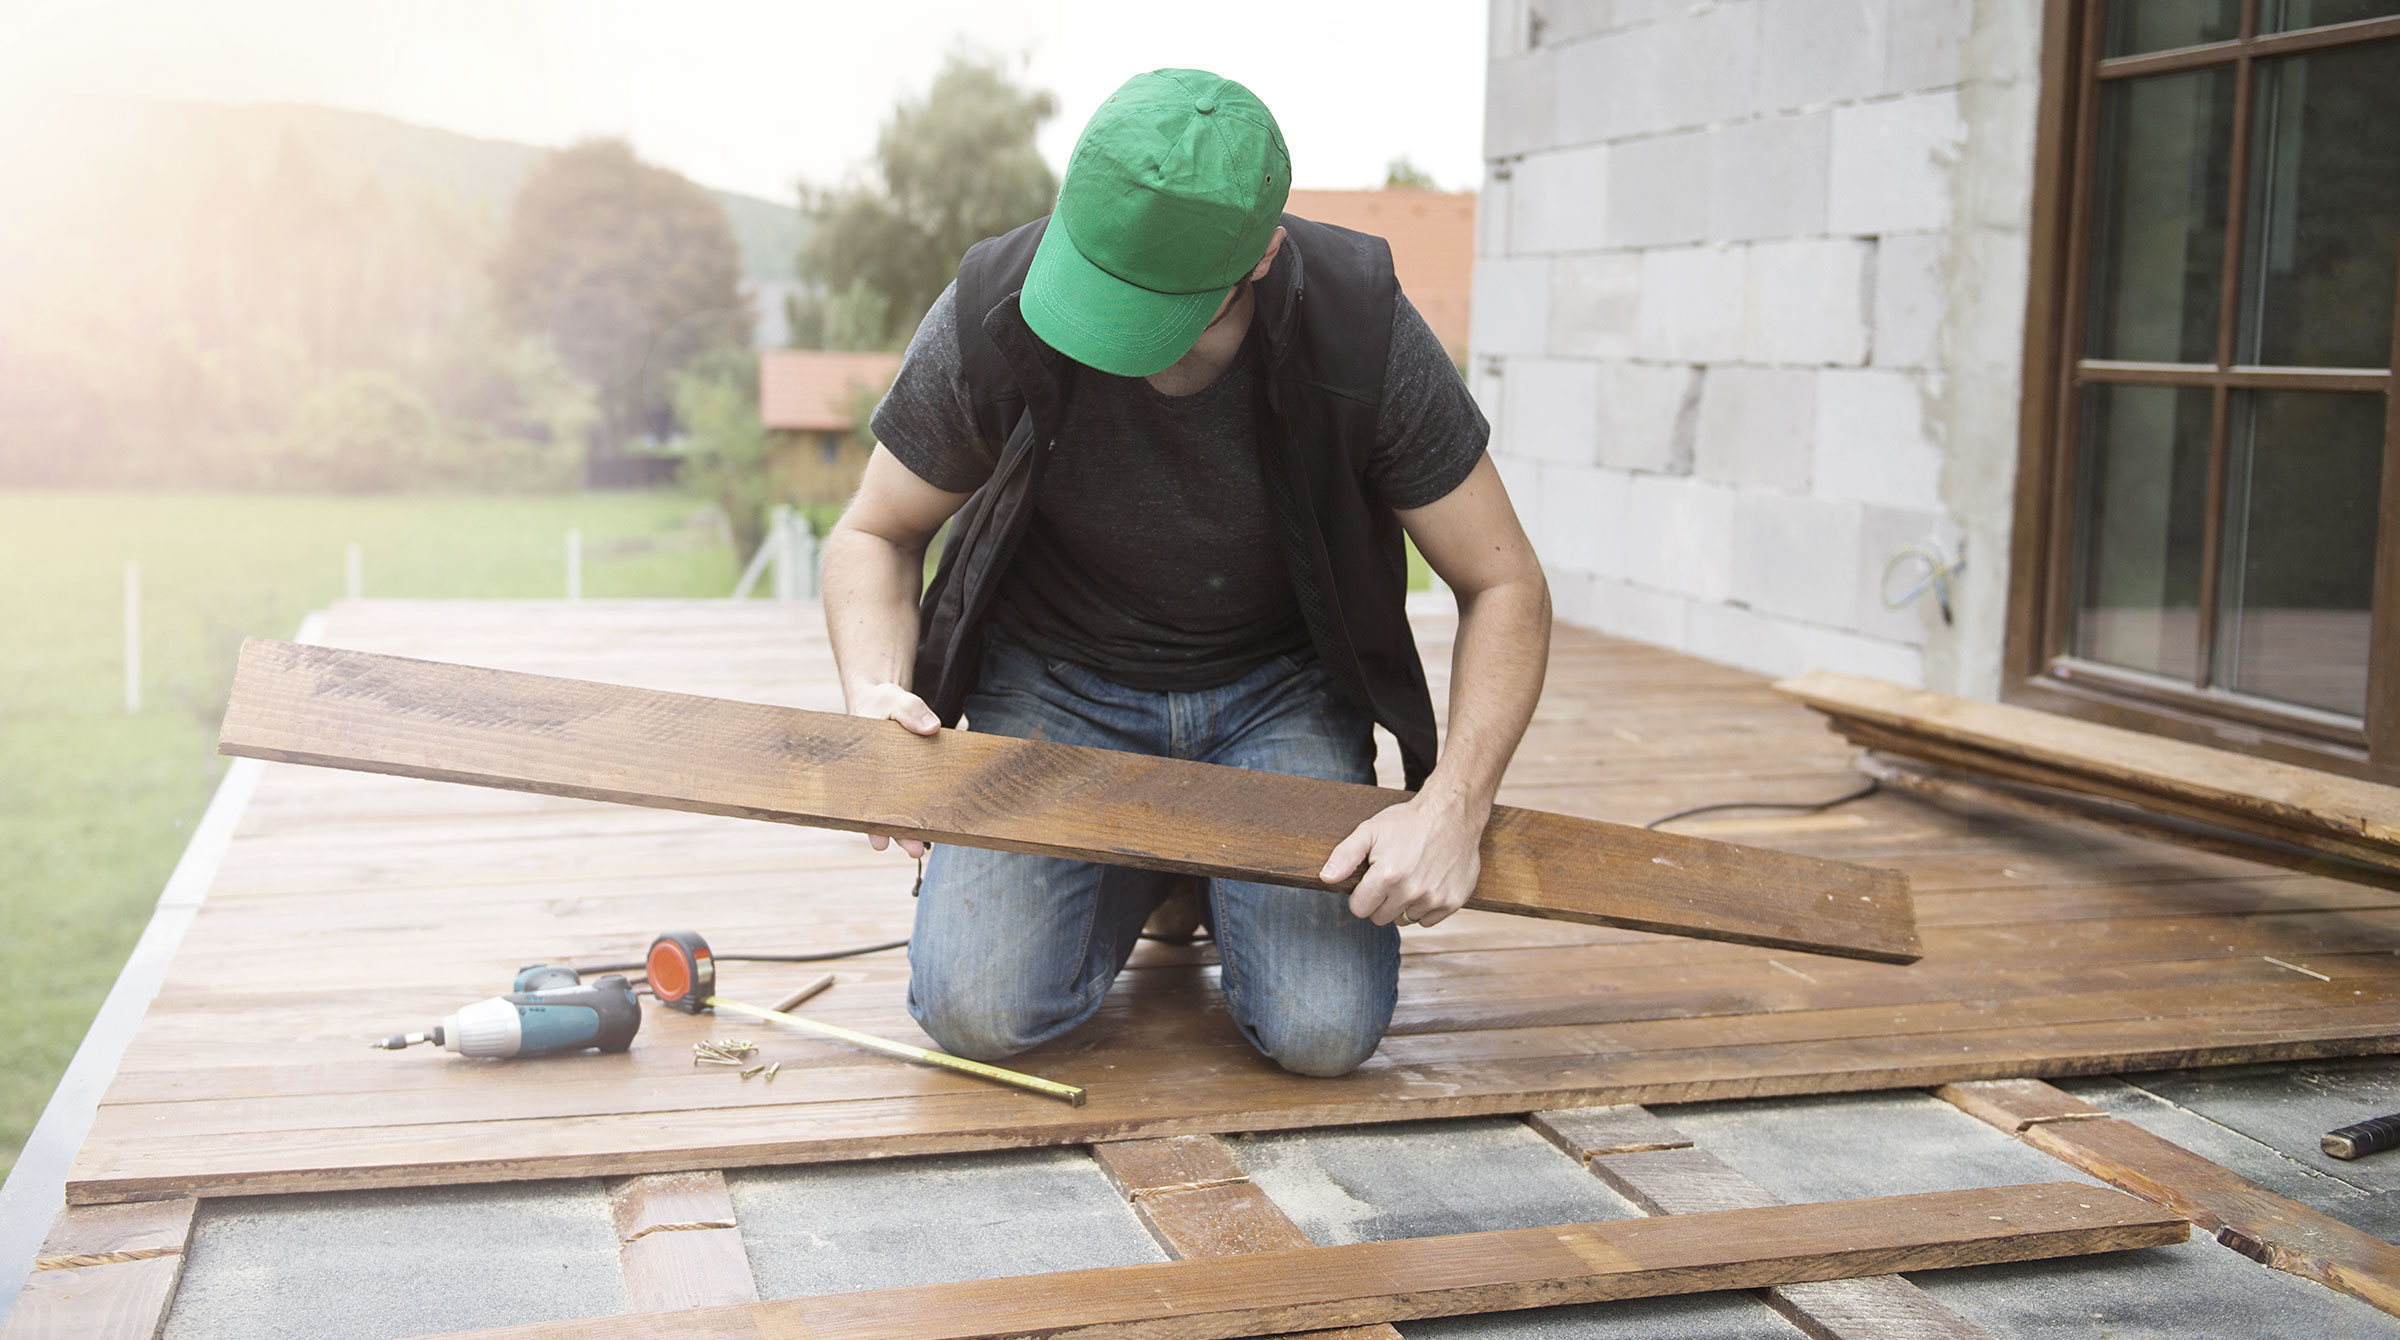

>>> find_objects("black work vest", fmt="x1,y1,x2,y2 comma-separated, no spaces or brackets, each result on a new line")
915,213,1440,788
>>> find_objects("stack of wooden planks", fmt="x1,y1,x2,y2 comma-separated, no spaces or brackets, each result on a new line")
1777,672,2400,877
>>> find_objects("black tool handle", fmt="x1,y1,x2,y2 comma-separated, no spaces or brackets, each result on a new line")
2322,1113,2400,1160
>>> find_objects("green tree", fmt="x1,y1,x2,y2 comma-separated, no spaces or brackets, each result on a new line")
491,139,750,468
1384,156,1439,191
673,346,775,560
794,56,1057,350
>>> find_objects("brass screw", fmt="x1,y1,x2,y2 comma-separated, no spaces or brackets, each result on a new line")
739,1063,767,1080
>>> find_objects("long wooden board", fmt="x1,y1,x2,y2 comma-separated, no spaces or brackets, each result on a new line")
1937,1078,2400,1317
218,639,1919,962
427,1183,2183,1340
1778,671,2400,871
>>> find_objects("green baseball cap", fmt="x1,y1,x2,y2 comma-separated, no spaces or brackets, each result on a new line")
1021,69,1291,378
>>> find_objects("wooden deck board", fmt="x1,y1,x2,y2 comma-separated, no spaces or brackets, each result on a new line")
63,601,2400,1203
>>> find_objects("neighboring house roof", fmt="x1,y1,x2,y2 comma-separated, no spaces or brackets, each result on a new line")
1286,188,1476,355
759,350,904,432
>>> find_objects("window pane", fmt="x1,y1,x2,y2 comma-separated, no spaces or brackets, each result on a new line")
2085,69,2236,363
2070,384,2215,680
2263,0,2400,33
2235,41,2400,367
2212,390,2385,717
2105,0,2243,56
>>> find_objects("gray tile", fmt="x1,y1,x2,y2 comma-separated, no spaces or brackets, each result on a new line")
1237,1118,1787,1338
1232,1118,1641,1244
727,1147,1163,1299
2104,1057,2400,1191
1658,1089,2400,1338
163,1180,623,1340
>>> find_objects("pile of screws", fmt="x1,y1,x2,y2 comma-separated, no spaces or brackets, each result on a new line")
693,1039,779,1081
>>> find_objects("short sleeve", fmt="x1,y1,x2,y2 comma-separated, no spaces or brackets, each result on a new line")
1366,292,1489,510
869,283,1001,494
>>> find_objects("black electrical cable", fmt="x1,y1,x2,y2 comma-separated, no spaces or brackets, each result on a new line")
1641,778,1882,831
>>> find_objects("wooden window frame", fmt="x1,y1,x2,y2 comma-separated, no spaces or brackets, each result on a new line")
2006,0,2400,785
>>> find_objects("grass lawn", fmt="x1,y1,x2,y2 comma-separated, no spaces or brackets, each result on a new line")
0,489,741,1181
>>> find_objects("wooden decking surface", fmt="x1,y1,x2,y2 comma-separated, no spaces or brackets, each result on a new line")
64,600,2400,1203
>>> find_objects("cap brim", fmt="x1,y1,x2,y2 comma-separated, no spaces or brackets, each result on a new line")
1020,218,1229,379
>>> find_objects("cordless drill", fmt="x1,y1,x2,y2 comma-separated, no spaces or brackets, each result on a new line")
374,965,641,1058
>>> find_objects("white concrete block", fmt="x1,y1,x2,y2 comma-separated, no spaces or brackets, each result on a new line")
1758,0,1888,111
1554,4,1760,145
1686,602,1924,681
1871,231,1944,369
1531,462,1632,578
1622,473,1736,602
1564,576,1691,649
1502,357,1603,465
1829,91,1964,235
1814,367,1945,511
1684,600,1809,678
1470,257,1552,358
1595,361,1699,475
1798,622,1926,682
1606,130,1710,248
1532,0,1656,47
1742,237,1871,366
1853,503,1959,646
1886,0,1967,93
1549,252,1641,358
1512,145,1611,254
1487,47,1561,158
1478,167,1513,260
1708,111,1831,242
1728,491,1865,628
1636,245,1746,363
1490,0,1533,59
1695,365,1814,492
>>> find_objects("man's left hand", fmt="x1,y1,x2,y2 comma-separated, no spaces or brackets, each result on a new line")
1319,791,1486,928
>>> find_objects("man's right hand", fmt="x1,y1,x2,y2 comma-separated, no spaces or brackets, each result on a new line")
848,681,940,857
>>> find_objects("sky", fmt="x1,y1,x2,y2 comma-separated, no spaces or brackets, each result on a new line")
0,0,1493,203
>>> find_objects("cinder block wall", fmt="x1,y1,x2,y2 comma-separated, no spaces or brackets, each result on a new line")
1476,0,2039,696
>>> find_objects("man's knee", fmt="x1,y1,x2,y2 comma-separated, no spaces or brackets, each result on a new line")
907,967,1077,1062
1250,1010,1386,1078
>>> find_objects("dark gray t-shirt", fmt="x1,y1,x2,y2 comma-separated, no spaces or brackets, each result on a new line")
873,281,1486,691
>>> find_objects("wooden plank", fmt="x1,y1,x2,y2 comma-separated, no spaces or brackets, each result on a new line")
1937,1078,2400,1316
217,640,1920,963
419,1183,2184,1340
1527,1105,1694,1161
606,1171,757,1312
1091,1136,1394,1340
1584,1143,1997,1340
31,1199,195,1270
1839,721,2400,875
1933,1079,2109,1134
1779,671,2400,862
0,1255,183,1340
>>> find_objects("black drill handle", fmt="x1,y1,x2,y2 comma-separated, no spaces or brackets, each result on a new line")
2323,1113,2400,1160
504,975,643,1054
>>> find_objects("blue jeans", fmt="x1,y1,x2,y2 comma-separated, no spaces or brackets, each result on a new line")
907,637,1398,1077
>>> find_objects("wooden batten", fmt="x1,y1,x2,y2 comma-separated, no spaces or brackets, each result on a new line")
424,1183,2185,1340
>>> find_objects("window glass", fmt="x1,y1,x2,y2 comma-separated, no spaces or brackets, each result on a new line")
2105,0,2242,56
2070,384,2215,680
2213,390,2385,717
2085,69,2236,363
2235,41,2400,367
2262,0,2400,33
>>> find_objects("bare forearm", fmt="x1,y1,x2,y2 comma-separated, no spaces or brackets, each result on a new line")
823,525,929,708
1418,574,1551,816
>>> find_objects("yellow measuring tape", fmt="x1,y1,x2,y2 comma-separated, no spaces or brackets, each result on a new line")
706,995,1086,1107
